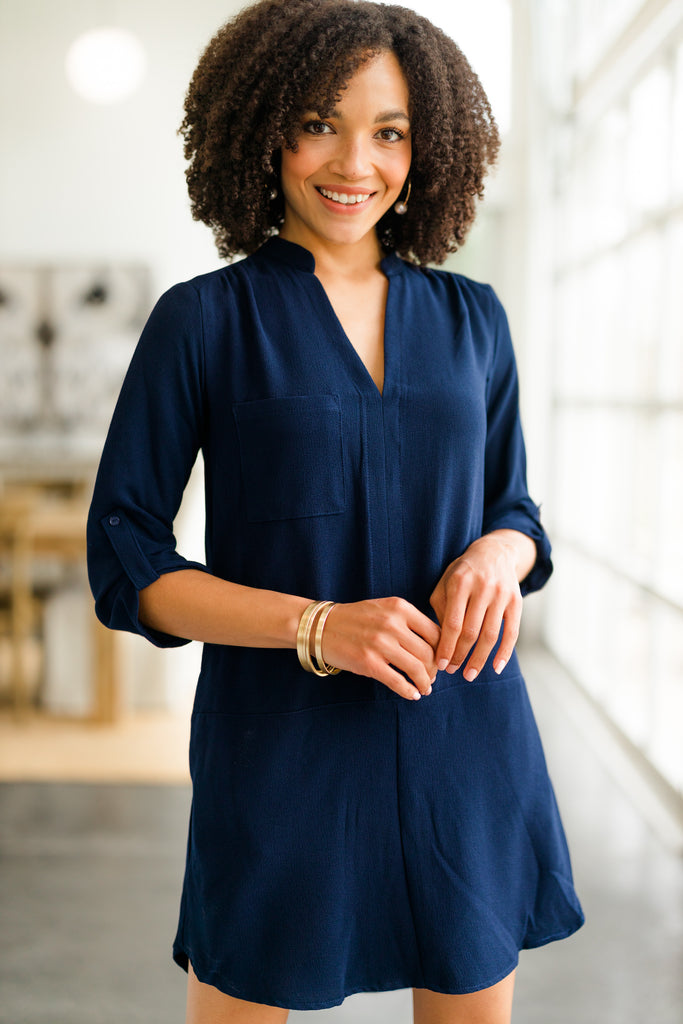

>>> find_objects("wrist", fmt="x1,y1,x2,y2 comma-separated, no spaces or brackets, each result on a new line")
483,529,537,582
296,600,342,676
285,595,317,648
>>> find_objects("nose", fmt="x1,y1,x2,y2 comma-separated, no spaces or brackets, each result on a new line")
327,133,373,180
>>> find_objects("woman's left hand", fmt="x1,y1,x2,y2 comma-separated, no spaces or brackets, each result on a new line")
429,530,536,681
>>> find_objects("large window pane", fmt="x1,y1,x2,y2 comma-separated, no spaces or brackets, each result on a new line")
543,11,683,799
625,67,671,218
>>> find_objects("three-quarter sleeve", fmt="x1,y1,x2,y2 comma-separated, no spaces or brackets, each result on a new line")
481,287,553,596
86,282,209,646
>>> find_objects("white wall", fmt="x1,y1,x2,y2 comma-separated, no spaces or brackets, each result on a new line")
0,0,244,292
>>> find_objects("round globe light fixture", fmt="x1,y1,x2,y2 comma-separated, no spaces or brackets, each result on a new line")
66,27,146,104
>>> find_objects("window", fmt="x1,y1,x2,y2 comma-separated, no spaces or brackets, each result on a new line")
542,1,683,797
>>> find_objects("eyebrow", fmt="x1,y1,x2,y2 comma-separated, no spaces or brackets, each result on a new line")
316,107,411,124
374,109,411,124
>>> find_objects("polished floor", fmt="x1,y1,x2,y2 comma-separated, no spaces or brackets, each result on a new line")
1,650,682,1024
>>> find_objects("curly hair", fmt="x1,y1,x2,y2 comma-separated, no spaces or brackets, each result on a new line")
179,0,500,265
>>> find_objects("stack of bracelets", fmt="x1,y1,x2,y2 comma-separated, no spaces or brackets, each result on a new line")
296,601,342,677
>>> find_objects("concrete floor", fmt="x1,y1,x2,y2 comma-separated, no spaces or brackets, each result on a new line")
1,652,682,1024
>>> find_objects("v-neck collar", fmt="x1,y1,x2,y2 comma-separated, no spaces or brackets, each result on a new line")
257,235,407,278
254,235,404,399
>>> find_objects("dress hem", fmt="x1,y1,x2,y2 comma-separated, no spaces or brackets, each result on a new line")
173,945,524,1011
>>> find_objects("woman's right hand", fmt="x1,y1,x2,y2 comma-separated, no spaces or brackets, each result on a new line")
320,598,440,700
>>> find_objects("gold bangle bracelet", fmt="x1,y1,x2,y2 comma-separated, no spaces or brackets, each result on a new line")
296,600,340,676
302,601,328,676
296,601,321,674
313,601,341,675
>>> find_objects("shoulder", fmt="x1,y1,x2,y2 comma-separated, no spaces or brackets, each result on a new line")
164,257,251,304
397,260,507,337
409,262,501,313
158,251,266,302
145,255,264,334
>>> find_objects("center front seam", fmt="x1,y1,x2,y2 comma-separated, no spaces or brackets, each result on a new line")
359,399,375,597
394,700,427,987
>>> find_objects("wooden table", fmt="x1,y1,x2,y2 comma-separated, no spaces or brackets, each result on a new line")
0,487,118,722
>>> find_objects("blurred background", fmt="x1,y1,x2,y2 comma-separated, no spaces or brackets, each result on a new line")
0,1,682,1022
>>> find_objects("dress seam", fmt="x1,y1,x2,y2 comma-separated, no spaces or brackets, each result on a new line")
381,401,395,593
394,701,427,987
360,399,376,594
191,672,524,718
397,385,410,593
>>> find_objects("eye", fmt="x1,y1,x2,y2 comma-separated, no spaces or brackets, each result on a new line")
303,120,333,135
376,127,407,143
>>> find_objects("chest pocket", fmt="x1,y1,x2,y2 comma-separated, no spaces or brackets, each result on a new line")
233,394,346,522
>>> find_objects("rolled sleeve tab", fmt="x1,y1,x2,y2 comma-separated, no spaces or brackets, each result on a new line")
94,508,208,647
101,510,159,591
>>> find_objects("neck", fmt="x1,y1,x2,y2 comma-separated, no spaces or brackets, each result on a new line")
278,225,385,281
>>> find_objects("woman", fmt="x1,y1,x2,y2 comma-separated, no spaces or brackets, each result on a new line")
87,1,584,1021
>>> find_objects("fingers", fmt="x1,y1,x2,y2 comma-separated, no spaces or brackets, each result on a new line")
321,597,438,700
430,551,523,679
460,595,521,680
432,577,482,671
436,590,521,678
371,655,434,702
389,630,438,696
404,603,442,650
367,600,438,697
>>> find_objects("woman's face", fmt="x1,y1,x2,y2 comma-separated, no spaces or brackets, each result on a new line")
279,50,412,253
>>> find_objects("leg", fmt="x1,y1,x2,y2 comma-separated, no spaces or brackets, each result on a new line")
412,969,516,1024
186,961,290,1024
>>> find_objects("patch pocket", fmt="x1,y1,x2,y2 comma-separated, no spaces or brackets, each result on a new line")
233,394,346,522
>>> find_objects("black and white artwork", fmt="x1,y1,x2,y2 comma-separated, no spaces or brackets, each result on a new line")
0,264,150,436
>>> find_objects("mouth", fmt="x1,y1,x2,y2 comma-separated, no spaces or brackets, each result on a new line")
314,186,377,210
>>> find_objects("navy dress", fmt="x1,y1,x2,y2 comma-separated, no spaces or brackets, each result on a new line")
87,236,584,1010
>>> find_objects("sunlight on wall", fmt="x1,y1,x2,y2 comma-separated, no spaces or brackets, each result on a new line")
411,0,511,133
539,1,683,798
65,27,147,104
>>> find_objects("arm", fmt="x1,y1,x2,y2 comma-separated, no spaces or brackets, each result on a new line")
138,570,310,647
139,569,440,701
86,283,210,648
429,287,552,679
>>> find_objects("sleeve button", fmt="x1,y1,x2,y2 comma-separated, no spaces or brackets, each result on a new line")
109,515,120,527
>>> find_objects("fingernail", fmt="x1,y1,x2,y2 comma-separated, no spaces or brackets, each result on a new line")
437,659,448,672
412,690,421,700
425,686,432,696
463,667,478,682
494,659,507,675
446,664,456,674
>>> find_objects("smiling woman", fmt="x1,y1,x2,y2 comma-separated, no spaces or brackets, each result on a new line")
86,1,584,1021
178,0,499,264
279,53,412,252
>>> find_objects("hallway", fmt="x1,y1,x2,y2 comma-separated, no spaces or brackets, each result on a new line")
1,649,681,1024
1,2,682,1021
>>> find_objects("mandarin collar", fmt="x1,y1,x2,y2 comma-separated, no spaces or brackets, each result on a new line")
257,235,407,277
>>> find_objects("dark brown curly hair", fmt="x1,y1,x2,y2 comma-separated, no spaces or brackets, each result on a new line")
179,0,500,265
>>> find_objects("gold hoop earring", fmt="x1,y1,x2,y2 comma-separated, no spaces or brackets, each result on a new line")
394,179,411,215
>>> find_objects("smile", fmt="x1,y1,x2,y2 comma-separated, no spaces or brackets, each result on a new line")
315,187,375,206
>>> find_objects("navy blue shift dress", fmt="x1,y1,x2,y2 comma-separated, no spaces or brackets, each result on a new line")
87,236,584,1009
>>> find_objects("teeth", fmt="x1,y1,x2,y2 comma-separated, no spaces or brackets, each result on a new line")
319,188,371,205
